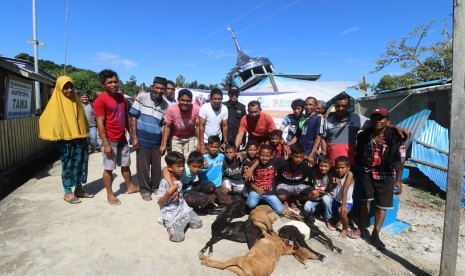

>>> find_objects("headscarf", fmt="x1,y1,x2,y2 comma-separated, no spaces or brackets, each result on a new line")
39,76,88,141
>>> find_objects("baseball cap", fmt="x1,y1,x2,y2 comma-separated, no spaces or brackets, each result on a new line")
371,107,389,118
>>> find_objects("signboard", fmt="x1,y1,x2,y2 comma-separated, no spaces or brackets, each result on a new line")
4,76,33,119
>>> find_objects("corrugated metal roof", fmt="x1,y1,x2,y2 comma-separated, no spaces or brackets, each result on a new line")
397,109,431,151
408,118,465,207
378,78,451,94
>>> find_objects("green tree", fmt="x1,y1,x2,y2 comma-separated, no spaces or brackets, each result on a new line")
175,75,186,87
373,19,452,91
69,70,101,99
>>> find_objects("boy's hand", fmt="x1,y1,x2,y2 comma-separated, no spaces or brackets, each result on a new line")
236,153,243,162
339,206,348,217
171,191,179,201
203,160,209,168
220,185,229,194
103,144,114,157
254,186,265,195
168,183,179,195
243,169,254,181
393,181,402,195
332,177,341,185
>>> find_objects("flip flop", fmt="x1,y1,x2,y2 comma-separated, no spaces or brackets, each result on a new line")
75,192,94,198
64,196,81,204
105,198,121,206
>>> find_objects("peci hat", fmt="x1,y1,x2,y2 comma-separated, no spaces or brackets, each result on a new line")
153,76,167,85
228,86,240,94
371,107,389,118
117,88,125,94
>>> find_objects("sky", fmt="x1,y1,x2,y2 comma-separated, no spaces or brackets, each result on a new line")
0,0,453,89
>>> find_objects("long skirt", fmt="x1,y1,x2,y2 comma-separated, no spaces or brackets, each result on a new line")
57,138,89,193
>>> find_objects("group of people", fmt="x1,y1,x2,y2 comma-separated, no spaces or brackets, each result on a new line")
39,68,408,248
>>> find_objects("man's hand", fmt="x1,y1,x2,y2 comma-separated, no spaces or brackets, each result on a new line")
307,154,315,166
339,205,348,217
103,144,114,157
132,137,140,151
393,181,402,195
159,144,167,156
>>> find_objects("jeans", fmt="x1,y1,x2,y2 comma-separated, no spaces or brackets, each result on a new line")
246,191,284,215
304,195,333,220
88,126,98,150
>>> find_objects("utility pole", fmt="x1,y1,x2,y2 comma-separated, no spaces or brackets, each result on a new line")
440,0,465,275
27,0,45,114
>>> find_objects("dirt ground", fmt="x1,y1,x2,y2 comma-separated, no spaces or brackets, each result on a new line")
0,151,464,276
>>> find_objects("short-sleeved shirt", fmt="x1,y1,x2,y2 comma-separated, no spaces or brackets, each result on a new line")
156,178,192,228
93,92,127,142
180,164,197,192
253,157,284,192
223,100,246,144
129,92,167,149
322,113,370,164
239,113,276,144
241,155,257,176
163,95,176,106
82,102,96,127
199,153,225,187
275,159,313,186
296,113,321,155
223,158,244,184
164,103,199,140
280,114,300,143
199,103,228,143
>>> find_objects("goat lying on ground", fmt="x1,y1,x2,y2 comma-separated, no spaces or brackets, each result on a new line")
198,217,263,256
282,207,342,254
200,231,322,276
249,205,279,232
278,225,326,263
219,195,248,221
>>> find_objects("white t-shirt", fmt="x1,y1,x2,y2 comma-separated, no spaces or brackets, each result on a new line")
199,103,228,143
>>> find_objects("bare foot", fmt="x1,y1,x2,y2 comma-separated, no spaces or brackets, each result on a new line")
325,220,336,231
126,185,139,194
339,229,349,238
106,195,121,206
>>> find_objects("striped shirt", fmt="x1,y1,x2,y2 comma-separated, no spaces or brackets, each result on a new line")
129,92,168,149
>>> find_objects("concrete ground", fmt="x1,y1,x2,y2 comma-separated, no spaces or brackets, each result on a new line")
0,150,338,276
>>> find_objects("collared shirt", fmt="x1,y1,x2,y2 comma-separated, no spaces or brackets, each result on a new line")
362,137,405,180
223,100,246,144
280,114,300,143
129,92,168,148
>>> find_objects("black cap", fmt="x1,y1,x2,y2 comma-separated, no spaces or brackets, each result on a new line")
153,76,167,85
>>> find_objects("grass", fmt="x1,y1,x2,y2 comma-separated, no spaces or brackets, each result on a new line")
415,189,445,208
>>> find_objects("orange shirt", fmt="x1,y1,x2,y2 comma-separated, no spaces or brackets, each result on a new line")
239,113,276,143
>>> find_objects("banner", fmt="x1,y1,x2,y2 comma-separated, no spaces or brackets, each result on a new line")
4,76,33,119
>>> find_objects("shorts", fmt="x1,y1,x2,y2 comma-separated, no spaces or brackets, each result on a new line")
98,139,131,170
183,191,210,208
276,183,314,197
331,200,353,220
361,173,394,209
222,179,247,195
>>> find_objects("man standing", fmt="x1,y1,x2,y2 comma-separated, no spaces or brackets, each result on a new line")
234,100,276,149
223,87,246,147
130,76,168,201
79,92,98,153
164,80,177,106
352,107,403,248
288,97,321,166
198,88,228,153
94,69,139,206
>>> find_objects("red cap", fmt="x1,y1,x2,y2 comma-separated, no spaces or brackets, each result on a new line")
371,107,389,117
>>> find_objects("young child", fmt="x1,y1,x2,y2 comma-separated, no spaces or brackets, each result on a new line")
199,135,231,205
156,152,202,242
162,151,215,209
265,129,287,158
245,144,284,215
274,143,314,210
304,155,336,230
331,156,354,238
241,140,259,176
279,98,305,143
222,144,246,196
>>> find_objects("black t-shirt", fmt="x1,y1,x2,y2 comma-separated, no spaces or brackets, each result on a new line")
253,157,285,192
275,158,313,185
223,158,244,184
223,100,246,145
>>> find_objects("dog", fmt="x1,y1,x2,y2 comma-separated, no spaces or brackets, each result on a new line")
200,231,321,276
198,217,263,257
278,225,325,262
249,205,280,233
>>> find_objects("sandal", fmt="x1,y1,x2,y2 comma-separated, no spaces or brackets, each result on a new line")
105,198,121,206
347,230,361,239
64,196,81,204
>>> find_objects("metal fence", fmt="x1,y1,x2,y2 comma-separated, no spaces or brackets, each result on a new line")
0,117,52,171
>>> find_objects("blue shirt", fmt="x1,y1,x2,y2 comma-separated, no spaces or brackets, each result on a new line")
199,153,225,187
129,92,167,149
296,113,321,155
181,164,197,193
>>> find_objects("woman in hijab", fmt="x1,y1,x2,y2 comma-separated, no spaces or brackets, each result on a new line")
39,76,94,204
